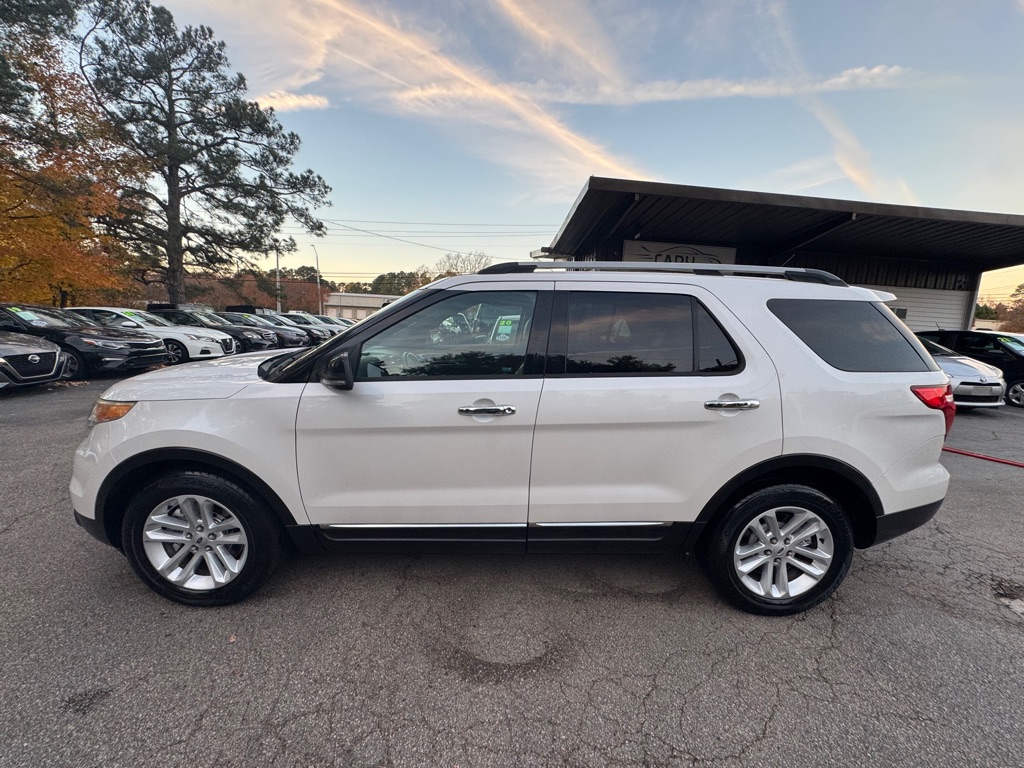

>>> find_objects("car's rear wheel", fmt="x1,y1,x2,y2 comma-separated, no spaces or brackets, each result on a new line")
164,339,189,365
1006,380,1024,408
122,471,282,606
701,485,853,616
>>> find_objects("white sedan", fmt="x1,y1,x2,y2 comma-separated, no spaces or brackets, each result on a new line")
70,307,236,364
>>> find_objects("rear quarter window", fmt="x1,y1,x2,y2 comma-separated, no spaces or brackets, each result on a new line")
768,299,932,372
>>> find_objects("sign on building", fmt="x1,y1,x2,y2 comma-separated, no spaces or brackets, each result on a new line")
623,241,736,264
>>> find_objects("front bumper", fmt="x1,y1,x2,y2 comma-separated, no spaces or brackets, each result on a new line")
92,348,169,371
0,351,67,387
74,509,112,546
238,337,277,352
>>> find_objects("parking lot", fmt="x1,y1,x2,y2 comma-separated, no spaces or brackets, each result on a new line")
1,378,1022,768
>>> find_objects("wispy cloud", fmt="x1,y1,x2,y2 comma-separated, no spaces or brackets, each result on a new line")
163,0,925,201
517,65,913,105
736,156,847,194
256,91,330,112
757,0,919,204
493,0,626,88
306,0,647,192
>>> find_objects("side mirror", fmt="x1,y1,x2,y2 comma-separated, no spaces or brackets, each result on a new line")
320,351,354,390
121,321,140,328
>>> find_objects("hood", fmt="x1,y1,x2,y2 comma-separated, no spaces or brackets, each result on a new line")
933,354,1002,379
0,331,60,353
101,349,289,402
75,326,159,341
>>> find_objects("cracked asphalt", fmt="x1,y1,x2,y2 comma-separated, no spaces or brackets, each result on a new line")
1,379,1022,767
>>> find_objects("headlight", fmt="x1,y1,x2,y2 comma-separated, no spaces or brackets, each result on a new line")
242,331,259,338
81,338,130,350
88,399,136,425
312,329,328,337
183,334,217,342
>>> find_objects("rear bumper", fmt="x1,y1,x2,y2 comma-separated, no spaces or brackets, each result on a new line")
872,499,943,545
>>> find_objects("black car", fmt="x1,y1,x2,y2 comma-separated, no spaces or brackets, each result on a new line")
216,311,309,348
146,305,278,352
253,313,333,345
917,329,1024,407
0,303,168,379
0,331,68,389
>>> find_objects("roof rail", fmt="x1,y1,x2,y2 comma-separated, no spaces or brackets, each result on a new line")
478,261,848,286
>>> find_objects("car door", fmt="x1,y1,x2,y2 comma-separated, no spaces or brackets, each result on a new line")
527,282,783,545
294,284,552,542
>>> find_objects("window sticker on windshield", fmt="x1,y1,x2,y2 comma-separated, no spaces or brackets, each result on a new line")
124,310,138,316
11,309,40,321
32,320,47,326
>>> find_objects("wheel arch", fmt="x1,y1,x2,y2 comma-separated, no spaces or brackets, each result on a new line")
95,448,306,551
684,455,882,554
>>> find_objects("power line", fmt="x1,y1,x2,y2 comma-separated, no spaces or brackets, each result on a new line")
317,217,557,227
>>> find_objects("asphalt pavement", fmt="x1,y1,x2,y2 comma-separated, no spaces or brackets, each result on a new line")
1,378,1021,767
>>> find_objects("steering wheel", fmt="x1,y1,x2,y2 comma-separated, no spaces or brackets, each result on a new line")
402,351,427,369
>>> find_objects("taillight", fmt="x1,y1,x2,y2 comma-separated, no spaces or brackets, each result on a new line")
911,384,955,436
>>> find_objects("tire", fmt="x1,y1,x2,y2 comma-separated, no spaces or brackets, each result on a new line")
1006,380,1024,408
121,471,282,606
62,347,86,380
164,339,189,365
700,485,853,616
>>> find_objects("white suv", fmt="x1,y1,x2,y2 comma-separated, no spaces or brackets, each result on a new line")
70,263,953,614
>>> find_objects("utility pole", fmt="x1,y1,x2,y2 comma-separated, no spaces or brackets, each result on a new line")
311,244,323,315
274,246,282,312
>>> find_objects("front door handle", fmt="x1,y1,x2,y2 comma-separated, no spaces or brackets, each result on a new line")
704,399,760,410
458,405,517,416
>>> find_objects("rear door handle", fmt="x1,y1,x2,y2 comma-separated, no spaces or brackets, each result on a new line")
458,405,517,416
704,399,760,410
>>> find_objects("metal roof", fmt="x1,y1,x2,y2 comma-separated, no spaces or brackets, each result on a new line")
548,177,1024,271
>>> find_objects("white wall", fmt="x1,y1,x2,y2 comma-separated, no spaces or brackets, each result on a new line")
858,284,972,332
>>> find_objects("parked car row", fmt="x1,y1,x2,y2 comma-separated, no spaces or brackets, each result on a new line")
0,301,350,389
917,329,1024,408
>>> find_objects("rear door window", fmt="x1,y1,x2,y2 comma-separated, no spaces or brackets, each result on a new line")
559,292,741,375
769,299,932,372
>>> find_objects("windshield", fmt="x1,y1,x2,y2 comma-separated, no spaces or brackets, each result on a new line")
197,312,230,326
7,306,89,328
283,314,314,326
218,312,257,326
268,315,299,327
997,336,1024,354
918,337,955,356
124,309,175,327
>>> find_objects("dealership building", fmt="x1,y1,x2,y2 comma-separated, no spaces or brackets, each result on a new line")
539,177,1024,331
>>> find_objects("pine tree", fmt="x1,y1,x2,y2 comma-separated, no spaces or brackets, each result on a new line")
79,0,330,302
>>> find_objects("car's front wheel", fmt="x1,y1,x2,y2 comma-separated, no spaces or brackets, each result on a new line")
164,339,189,365
61,347,86,380
1006,380,1024,408
701,485,853,616
121,471,282,606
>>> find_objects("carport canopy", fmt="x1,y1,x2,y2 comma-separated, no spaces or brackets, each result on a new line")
546,177,1024,272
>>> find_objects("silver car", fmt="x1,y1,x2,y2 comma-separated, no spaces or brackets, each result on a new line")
918,336,1005,408
0,331,68,389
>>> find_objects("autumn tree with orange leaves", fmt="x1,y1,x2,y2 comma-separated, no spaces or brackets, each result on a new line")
1,10,144,306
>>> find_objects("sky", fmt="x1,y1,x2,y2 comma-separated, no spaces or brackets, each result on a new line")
158,0,1024,302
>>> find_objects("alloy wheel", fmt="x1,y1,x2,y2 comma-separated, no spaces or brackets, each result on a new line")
732,506,834,599
142,494,249,591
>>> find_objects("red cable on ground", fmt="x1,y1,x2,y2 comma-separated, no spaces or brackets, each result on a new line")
942,446,1024,469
